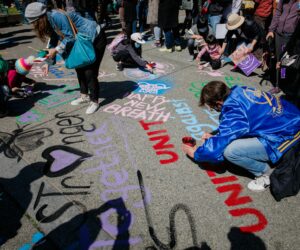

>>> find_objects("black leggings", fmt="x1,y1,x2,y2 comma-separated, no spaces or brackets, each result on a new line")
75,30,107,102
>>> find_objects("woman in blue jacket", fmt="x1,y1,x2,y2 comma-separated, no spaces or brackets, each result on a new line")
25,2,107,115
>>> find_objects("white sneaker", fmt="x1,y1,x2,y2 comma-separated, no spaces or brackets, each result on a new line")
85,102,99,115
247,175,270,192
71,96,90,106
175,45,182,52
159,46,173,53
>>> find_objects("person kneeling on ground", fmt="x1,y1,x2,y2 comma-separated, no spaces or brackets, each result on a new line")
196,34,222,70
112,32,154,72
181,81,300,192
6,56,36,98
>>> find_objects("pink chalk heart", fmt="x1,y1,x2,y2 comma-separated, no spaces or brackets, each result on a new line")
49,150,81,172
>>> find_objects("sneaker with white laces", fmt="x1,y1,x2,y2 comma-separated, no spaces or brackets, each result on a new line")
247,175,270,192
71,96,90,106
85,102,99,115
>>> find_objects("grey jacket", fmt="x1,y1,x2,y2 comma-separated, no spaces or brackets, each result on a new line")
147,0,159,25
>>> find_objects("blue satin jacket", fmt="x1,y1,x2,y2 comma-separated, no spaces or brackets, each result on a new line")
194,86,300,164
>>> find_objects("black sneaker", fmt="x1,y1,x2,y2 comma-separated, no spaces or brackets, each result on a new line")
116,63,123,71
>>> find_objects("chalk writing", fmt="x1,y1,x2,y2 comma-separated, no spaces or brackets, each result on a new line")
139,120,179,164
103,93,173,122
171,99,218,140
84,121,152,246
55,112,95,145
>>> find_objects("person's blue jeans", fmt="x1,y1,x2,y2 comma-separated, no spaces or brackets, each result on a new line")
208,14,222,36
164,29,174,49
133,0,148,33
223,138,270,177
154,26,161,41
164,27,181,49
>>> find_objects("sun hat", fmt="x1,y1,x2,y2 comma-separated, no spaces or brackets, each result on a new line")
15,56,35,75
0,56,9,74
226,13,245,31
25,2,47,23
130,33,146,44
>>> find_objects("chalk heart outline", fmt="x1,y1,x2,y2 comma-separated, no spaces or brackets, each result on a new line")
42,146,92,177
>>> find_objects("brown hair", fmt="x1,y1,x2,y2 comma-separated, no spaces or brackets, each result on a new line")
33,15,53,43
199,81,231,106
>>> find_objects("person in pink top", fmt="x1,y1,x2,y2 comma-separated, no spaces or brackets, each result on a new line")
7,56,36,98
196,34,222,70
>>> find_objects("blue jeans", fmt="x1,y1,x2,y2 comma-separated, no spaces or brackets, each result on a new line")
223,138,270,177
208,14,222,36
164,28,181,49
154,26,161,41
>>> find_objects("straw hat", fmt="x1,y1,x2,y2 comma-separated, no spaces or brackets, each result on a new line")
226,14,245,30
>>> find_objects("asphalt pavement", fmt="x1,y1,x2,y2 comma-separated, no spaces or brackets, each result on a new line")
0,18,299,250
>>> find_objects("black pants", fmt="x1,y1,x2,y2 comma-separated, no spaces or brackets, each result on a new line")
275,32,292,62
202,52,221,70
112,50,139,67
75,30,107,102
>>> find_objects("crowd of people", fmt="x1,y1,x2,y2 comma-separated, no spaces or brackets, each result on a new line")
0,0,300,194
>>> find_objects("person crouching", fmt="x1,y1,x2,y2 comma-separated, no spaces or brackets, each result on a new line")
112,32,154,73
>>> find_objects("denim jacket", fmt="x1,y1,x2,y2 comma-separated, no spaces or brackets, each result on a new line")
47,10,100,55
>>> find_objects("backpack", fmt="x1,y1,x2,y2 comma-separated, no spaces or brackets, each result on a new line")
270,142,300,201
107,33,127,54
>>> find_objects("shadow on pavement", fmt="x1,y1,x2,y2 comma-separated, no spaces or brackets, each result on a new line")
99,80,138,107
197,161,253,179
228,227,266,250
32,198,132,250
7,83,65,117
0,162,45,246
0,29,33,39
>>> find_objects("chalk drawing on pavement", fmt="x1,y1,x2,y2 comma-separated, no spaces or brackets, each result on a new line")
16,109,44,125
42,145,92,177
134,79,173,95
123,62,175,80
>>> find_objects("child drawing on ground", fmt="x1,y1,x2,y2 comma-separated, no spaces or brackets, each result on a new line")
196,34,222,70
7,56,36,98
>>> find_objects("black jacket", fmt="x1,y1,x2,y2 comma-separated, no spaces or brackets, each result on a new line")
270,141,300,201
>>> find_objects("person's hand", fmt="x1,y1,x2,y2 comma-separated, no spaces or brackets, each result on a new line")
246,46,253,54
266,32,274,40
47,48,57,59
41,64,49,76
201,132,213,141
181,143,197,159
276,62,281,69
145,64,153,73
